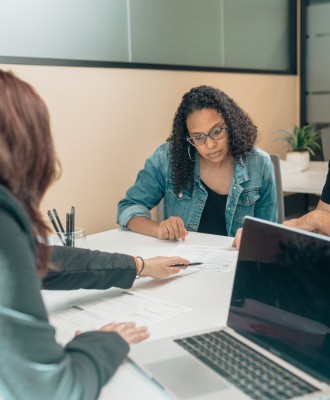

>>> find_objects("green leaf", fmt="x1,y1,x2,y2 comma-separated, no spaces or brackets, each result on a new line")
274,124,321,155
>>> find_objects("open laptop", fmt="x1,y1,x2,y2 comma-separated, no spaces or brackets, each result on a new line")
129,217,330,400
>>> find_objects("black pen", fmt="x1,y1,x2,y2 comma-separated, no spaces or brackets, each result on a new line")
171,262,203,267
71,206,75,247
66,212,70,246
53,208,65,233
47,210,66,246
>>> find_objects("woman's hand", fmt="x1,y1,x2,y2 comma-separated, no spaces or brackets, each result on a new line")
99,321,150,344
232,228,243,249
158,216,188,241
140,256,190,279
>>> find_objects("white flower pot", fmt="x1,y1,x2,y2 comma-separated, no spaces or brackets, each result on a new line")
286,151,310,171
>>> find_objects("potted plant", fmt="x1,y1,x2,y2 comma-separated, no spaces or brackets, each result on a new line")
277,124,321,171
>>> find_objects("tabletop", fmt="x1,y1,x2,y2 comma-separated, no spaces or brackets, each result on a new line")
42,229,236,400
281,160,328,195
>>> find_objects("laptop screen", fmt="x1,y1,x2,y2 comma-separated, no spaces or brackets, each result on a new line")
228,217,330,383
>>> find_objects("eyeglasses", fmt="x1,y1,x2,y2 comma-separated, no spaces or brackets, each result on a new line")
186,127,227,147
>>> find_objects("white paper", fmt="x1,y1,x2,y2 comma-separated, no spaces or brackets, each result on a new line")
168,244,238,272
49,291,190,345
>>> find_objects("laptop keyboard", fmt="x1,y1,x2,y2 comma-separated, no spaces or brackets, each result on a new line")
175,330,318,400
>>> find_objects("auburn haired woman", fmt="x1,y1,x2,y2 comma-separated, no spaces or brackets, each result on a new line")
0,69,189,400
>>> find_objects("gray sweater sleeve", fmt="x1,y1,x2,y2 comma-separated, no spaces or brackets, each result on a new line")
0,193,130,400
43,245,137,290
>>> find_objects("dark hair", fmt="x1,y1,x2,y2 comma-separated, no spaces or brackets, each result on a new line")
167,85,258,194
0,69,59,276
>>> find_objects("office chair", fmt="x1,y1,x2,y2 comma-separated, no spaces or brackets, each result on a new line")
270,154,285,223
321,127,330,161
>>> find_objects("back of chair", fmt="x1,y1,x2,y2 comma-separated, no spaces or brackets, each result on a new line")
321,128,330,161
270,154,285,223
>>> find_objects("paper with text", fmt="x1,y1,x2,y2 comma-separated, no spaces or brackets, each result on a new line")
49,291,190,345
168,245,238,272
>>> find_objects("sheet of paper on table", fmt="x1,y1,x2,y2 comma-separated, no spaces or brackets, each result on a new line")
167,244,238,272
49,291,190,345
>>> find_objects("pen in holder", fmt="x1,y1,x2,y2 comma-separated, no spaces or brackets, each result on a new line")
57,227,86,248
48,207,86,247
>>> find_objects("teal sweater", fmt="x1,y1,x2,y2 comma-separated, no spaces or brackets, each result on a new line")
0,185,137,400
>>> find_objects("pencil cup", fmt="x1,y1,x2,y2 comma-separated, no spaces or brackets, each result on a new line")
50,227,86,248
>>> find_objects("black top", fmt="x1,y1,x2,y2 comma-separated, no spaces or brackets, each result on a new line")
198,181,228,236
321,161,330,204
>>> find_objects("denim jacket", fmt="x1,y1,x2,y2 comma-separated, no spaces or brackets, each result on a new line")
117,143,278,237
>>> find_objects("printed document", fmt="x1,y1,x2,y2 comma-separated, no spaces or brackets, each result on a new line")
49,291,190,344
168,244,238,272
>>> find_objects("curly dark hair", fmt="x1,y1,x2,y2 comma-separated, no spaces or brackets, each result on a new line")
167,85,258,194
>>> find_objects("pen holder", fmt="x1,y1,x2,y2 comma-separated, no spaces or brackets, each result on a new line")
50,227,86,248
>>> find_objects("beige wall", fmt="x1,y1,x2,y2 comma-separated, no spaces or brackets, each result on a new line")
0,64,298,234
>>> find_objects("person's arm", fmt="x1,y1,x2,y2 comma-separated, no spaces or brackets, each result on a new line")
117,144,172,238
117,146,165,230
45,245,137,290
283,162,330,235
303,209,330,235
319,161,330,206
232,156,277,249
232,227,243,248
253,156,278,223
127,216,161,238
44,245,190,290
117,144,188,240
127,215,188,240
284,208,330,236
0,211,130,400
316,199,330,212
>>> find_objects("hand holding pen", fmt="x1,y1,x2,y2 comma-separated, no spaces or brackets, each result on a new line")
157,216,188,241
171,262,203,268
138,256,191,279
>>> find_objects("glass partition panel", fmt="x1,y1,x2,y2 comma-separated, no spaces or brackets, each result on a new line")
0,0,129,61
0,0,295,73
223,0,290,70
129,0,223,67
307,94,330,123
307,37,330,93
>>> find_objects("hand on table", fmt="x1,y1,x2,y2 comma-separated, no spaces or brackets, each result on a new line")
75,321,150,344
99,321,150,344
232,228,243,249
157,216,188,241
283,213,318,232
141,256,190,279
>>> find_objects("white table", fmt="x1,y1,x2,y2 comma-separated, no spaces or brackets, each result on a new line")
281,161,328,195
42,230,236,400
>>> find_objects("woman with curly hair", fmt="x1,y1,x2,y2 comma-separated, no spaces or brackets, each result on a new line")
118,85,277,241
